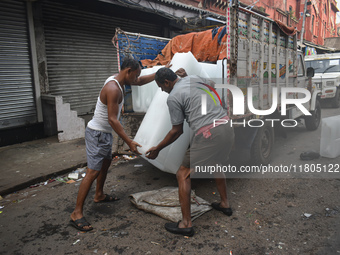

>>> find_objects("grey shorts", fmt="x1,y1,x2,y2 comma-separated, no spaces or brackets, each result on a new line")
85,127,113,171
182,124,234,169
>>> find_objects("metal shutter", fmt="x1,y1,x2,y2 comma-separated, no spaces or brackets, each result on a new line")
42,1,162,115
0,0,37,129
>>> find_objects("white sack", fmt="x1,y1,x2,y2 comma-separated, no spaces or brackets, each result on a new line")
129,187,212,222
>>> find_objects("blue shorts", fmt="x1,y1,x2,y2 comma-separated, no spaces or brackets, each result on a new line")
85,127,113,171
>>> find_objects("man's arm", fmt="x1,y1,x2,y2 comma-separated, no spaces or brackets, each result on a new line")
106,85,141,154
133,73,155,86
146,123,183,159
134,63,172,86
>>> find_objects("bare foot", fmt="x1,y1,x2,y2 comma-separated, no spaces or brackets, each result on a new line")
219,201,230,208
178,220,192,228
94,194,119,203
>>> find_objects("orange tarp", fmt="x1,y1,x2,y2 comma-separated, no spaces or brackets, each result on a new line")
141,26,227,67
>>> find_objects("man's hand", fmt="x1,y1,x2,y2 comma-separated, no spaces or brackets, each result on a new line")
165,62,172,69
175,68,188,77
145,146,160,159
145,124,183,160
128,141,142,155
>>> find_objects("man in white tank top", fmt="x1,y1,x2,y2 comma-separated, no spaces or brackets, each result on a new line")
69,58,165,231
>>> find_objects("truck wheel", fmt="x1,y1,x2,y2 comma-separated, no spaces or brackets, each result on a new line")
330,89,340,108
305,100,321,131
250,122,275,165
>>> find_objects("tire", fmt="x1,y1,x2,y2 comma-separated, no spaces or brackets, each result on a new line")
330,89,340,108
250,122,275,165
305,100,321,131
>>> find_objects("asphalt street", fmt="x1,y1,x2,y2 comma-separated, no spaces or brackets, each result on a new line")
0,104,339,255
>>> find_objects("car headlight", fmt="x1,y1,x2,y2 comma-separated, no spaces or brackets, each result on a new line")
326,81,335,86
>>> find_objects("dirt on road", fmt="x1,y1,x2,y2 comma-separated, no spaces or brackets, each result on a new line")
0,107,340,255
0,155,339,255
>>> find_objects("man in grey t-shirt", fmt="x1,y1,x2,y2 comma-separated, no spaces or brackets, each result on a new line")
146,68,234,237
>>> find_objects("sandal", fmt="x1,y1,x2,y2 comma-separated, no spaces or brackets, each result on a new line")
69,217,93,232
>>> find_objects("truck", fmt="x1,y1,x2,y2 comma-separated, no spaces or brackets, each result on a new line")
114,4,321,167
305,53,340,108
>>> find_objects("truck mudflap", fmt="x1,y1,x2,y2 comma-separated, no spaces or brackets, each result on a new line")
310,89,321,112
304,79,322,131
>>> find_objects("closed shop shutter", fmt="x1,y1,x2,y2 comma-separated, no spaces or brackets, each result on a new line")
42,1,162,115
0,0,37,129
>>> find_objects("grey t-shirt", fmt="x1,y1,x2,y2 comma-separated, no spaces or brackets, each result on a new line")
167,75,227,133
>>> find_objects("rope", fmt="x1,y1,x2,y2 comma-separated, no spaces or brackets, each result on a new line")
112,27,141,52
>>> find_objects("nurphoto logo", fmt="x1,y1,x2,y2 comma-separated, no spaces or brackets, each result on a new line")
199,83,312,128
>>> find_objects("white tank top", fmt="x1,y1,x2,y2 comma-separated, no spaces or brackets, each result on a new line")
87,76,124,133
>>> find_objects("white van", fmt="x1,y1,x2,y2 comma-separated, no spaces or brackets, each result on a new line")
305,53,340,108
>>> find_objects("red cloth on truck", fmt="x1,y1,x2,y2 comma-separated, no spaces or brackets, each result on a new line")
274,20,297,36
141,27,227,67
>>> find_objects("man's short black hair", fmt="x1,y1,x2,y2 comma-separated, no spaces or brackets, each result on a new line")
121,57,141,71
155,67,178,84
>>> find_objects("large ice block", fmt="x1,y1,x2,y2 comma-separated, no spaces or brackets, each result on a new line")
134,52,211,173
132,52,211,113
199,62,217,78
170,51,209,78
320,115,340,158
170,52,201,75
131,65,164,112
133,89,191,174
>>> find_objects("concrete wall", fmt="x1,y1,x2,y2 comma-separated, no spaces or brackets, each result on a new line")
324,37,340,50
55,97,85,142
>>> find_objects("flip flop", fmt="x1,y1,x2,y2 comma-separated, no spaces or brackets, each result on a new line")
94,194,120,203
211,202,233,216
69,217,93,232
